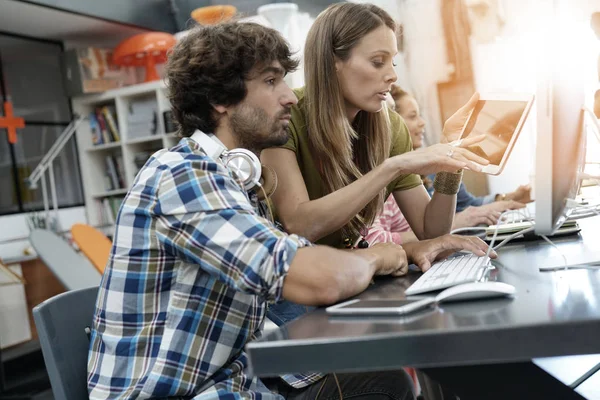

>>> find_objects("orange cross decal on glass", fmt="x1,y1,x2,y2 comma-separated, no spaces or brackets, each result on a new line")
0,101,25,144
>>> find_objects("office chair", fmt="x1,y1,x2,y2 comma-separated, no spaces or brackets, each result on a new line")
71,223,112,274
29,229,101,290
32,286,98,400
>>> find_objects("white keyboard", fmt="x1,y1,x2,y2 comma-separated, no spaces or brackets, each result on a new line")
405,255,491,295
501,205,535,224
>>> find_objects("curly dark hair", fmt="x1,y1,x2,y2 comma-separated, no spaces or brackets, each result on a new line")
166,22,299,137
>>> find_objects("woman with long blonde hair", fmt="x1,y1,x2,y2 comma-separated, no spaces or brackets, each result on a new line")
262,2,486,250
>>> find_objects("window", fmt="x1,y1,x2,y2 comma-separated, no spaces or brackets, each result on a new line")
0,33,83,215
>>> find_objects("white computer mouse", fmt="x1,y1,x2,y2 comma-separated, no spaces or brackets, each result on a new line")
435,281,516,303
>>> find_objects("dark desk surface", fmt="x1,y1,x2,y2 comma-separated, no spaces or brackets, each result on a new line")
247,216,600,377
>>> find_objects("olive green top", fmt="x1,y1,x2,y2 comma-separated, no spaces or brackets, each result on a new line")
279,87,423,248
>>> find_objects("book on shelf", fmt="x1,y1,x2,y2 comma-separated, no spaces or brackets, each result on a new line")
101,106,121,142
128,97,158,139
163,110,177,134
96,108,111,143
133,150,155,173
104,155,125,190
114,154,126,188
90,106,120,145
90,113,103,145
99,198,115,226
98,196,125,226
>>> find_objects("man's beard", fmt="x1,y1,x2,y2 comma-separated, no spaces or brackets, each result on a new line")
229,105,290,154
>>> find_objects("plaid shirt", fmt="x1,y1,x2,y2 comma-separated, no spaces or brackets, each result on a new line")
87,138,322,399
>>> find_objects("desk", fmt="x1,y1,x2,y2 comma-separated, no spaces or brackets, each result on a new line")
247,216,600,379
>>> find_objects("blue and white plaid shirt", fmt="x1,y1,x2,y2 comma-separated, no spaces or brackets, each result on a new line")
87,138,322,399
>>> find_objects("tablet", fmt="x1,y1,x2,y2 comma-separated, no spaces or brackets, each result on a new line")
325,298,436,316
459,93,534,175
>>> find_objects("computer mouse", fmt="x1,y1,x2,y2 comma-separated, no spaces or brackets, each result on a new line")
435,281,516,303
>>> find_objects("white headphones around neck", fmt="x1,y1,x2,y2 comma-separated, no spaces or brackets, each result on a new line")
190,130,277,201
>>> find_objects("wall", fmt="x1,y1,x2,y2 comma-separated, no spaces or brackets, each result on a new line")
471,0,600,195
19,0,175,32
377,0,600,196
469,0,541,195
393,0,449,146
18,0,341,34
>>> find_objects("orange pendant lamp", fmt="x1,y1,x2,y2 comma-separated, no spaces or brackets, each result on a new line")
112,32,177,82
191,5,237,25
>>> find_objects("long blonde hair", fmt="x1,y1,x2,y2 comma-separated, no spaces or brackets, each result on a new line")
304,3,396,238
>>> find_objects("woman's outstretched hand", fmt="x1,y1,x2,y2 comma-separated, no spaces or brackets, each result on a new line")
393,134,488,175
441,92,480,143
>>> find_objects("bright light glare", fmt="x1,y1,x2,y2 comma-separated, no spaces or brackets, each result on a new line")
535,2,600,164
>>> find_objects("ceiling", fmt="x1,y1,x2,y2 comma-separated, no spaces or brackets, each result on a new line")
0,0,340,47
171,0,340,31
0,0,151,48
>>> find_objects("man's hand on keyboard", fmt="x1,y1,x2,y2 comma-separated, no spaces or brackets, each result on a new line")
363,242,409,277
402,234,498,272
453,201,525,228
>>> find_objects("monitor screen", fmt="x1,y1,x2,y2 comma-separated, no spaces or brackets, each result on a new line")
534,0,587,235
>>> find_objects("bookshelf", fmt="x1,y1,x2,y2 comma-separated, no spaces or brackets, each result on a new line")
72,80,178,228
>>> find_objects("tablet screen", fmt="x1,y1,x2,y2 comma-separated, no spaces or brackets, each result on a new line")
461,100,529,165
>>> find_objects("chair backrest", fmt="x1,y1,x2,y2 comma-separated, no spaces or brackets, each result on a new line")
29,229,101,290
71,223,112,274
33,286,98,400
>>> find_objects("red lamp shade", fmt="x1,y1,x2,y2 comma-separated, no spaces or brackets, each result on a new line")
191,5,237,25
112,32,177,82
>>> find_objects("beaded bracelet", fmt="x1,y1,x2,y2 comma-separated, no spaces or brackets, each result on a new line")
433,170,464,195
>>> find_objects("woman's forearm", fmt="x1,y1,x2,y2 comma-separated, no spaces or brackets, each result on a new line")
399,231,418,244
285,158,400,242
423,191,456,239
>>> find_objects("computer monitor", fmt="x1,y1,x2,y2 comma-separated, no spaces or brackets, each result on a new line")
534,1,587,235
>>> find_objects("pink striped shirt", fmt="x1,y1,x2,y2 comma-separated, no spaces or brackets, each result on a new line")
366,196,411,245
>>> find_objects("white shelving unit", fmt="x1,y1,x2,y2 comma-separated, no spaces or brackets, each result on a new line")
72,80,179,227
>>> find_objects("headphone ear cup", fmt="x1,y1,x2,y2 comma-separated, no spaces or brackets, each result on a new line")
223,149,262,191
256,164,278,201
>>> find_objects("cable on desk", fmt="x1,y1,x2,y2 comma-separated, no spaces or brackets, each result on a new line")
492,226,535,251
452,206,600,261
570,361,600,390
539,201,600,270
486,209,534,258
539,234,568,267
449,209,534,256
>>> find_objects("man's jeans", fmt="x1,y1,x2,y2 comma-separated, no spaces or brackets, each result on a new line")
264,302,415,399
265,370,415,400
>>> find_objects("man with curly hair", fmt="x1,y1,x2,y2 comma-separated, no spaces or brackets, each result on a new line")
86,21,490,400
